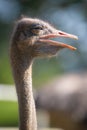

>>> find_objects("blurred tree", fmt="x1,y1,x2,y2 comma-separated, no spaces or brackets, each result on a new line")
0,0,87,85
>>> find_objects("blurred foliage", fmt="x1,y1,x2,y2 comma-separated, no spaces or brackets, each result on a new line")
0,0,87,86
33,58,62,87
0,101,18,126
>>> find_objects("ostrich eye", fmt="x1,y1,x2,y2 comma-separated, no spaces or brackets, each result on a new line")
31,24,43,35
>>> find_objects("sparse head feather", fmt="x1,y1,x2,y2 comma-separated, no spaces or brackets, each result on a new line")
11,17,77,58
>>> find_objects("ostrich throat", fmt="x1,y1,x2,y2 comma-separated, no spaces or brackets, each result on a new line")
10,45,37,130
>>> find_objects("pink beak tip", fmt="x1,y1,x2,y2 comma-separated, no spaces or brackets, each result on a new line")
72,47,77,51
74,35,78,40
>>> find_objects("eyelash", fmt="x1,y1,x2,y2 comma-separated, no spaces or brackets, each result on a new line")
30,25,43,35
33,26,43,30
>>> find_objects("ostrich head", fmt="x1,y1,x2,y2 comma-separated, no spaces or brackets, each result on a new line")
12,17,78,58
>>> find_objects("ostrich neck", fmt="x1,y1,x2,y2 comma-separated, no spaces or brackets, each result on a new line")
10,46,37,130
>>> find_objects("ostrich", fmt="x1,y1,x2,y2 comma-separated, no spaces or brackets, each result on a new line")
36,73,87,130
10,17,78,130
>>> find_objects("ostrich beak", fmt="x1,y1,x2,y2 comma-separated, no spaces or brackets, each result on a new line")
39,30,78,51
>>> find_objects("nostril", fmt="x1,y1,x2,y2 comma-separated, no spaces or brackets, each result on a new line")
59,32,65,35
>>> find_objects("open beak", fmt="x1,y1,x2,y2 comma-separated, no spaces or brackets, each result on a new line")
38,30,78,51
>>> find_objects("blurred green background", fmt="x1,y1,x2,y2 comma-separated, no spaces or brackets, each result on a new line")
0,0,87,127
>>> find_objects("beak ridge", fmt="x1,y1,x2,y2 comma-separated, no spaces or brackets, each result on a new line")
40,30,78,40
57,30,78,40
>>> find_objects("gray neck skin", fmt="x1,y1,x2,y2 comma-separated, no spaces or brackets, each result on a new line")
10,45,37,130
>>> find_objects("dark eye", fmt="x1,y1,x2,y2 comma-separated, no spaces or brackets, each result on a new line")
33,26,43,30
31,24,43,30
31,24,43,35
